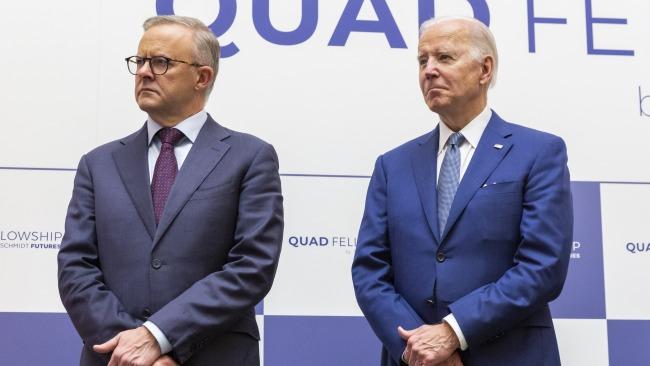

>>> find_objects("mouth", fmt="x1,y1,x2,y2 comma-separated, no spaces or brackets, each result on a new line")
426,87,446,97
428,86,447,92
138,88,158,96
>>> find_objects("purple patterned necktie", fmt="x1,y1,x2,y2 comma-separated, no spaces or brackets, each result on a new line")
151,128,184,224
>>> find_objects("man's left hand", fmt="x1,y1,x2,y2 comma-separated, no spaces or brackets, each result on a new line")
152,355,179,366
398,322,460,366
93,326,161,366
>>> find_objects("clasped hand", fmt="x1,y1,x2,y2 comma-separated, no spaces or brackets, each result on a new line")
93,327,177,366
398,323,463,366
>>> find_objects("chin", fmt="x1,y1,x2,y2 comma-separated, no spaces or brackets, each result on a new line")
427,99,447,111
136,98,158,111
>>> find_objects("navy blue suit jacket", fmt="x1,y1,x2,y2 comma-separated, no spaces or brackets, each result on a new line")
352,111,573,365
58,116,283,365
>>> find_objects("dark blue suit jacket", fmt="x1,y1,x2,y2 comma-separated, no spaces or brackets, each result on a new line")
352,111,572,365
58,116,283,365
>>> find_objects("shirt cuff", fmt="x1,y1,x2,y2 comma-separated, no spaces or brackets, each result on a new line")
443,314,468,351
143,320,173,354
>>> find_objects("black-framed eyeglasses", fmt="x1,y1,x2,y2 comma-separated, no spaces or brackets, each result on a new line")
125,55,204,75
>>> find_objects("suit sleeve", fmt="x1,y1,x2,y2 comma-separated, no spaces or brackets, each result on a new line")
448,137,573,346
57,155,141,349
148,143,284,363
352,155,426,365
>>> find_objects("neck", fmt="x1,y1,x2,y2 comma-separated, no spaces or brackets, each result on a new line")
149,102,204,127
438,97,487,132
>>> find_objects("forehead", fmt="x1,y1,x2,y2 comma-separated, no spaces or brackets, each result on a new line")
418,21,471,53
138,24,194,56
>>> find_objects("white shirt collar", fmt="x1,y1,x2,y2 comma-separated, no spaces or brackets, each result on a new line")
438,106,492,155
147,110,208,145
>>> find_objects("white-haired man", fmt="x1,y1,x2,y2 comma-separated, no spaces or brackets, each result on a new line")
352,16,572,366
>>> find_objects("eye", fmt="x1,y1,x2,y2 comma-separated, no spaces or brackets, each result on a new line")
132,57,145,66
151,57,169,68
418,57,427,66
439,54,453,61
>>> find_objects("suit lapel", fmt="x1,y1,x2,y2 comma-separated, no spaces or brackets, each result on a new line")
440,112,513,242
411,128,441,243
152,116,231,248
112,124,156,240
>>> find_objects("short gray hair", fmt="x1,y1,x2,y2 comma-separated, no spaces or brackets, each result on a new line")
143,15,220,96
419,16,498,87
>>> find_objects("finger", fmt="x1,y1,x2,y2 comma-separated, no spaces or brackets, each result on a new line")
410,351,421,366
452,352,463,366
93,335,119,354
436,352,461,366
408,341,423,366
404,339,416,364
398,326,414,340
153,356,177,366
106,351,119,366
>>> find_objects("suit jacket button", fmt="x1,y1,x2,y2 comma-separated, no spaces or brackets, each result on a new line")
151,258,162,269
436,253,446,262
426,298,435,305
143,308,151,318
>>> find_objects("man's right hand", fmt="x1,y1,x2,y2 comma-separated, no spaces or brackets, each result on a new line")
152,355,178,366
435,351,463,366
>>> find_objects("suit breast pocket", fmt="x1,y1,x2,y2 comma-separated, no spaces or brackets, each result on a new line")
476,180,522,195
189,180,237,201
471,181,523,242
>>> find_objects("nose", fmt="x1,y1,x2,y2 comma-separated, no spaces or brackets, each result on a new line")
136,59,154,79
423,59,439,79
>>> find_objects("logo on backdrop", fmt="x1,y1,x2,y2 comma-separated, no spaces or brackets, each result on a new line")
287,235,356,253
570,241,582,259
0,229,63,250
155,0,635,58
626,242,650,254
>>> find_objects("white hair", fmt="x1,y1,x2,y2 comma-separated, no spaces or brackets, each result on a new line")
419,16,498,87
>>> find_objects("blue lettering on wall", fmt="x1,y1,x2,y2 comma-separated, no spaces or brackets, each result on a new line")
253,0,318,45
154,1,637,58
527,0,567,53
288,236,329,247
585,0,634,56
156,0,239,57
640,86,650,117
626,242,650,253
328,0,406,48
418,0,490,28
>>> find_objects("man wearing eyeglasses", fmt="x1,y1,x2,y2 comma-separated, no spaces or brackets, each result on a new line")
58,15,283,366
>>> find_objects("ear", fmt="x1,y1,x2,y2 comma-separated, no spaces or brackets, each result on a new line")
195,66,215,92
478,55,494,86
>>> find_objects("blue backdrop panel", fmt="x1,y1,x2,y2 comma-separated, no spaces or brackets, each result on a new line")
0,312,81,365
264,316,381,366
607,320,650,366
550,182,606,319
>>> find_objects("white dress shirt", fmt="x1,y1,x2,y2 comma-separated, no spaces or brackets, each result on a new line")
146,110,208,182
142,110,208,354
437,106,492,351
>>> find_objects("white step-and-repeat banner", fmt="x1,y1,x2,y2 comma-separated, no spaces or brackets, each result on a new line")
0,0,648,365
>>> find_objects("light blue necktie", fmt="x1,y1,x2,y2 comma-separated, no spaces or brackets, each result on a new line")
438,132,464,233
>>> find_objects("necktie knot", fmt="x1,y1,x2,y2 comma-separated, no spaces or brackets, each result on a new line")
158,128,184,146
447,132,464,147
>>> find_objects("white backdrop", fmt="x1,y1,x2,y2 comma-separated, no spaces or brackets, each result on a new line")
0,1,649,365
